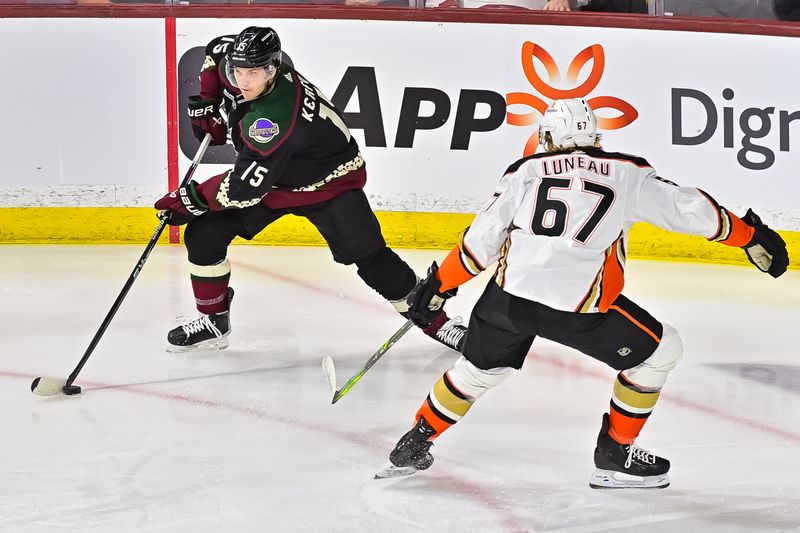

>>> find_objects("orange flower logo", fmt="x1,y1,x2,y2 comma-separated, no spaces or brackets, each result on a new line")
506,43,638,156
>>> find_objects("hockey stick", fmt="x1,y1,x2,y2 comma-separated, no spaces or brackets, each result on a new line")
322,319,414,404
31,134,213,397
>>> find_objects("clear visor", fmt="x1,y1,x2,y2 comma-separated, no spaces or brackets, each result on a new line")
224,61,276,89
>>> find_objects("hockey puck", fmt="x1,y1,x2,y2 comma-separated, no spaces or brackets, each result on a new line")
63,385,82,395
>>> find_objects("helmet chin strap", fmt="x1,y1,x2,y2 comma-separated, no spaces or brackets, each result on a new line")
254,72,279,99
264,73,278,93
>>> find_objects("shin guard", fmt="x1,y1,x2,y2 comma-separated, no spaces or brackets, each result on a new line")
414,356,513,440
609,324,683,444
189,259,231,315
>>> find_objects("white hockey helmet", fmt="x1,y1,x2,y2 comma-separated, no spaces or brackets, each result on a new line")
538,98,598,151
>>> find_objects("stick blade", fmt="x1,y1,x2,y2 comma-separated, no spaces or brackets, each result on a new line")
31,377,67,396
321,356,337,403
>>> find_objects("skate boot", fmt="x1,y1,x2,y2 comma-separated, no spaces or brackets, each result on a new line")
167,288,234,353
422,312,467,352
375,417,437,479
589,413,670,489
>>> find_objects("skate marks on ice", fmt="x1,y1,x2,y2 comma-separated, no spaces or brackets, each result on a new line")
361,468,531,533
540,487,800,532
360,477,436,532
365,469,800,532
708,363,800,394
6,248,800,531
23,362,793,531
527,350,800,446
1,465,222,533
30,383,532,532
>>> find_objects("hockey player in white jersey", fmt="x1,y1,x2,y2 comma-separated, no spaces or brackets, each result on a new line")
377,98,790,487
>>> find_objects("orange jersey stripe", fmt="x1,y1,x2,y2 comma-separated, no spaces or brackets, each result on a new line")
598,239,625,313
608,304,661,343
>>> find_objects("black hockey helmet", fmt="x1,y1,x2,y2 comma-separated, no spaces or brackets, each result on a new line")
228,26,282,71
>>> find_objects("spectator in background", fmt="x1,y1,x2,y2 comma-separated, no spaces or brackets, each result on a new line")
543,0,646,12
774,0,800,19
543,0,572,9
580,0,646,12
459,0,642,11
666,0,776,18
545,0,782,16
342,0,412,5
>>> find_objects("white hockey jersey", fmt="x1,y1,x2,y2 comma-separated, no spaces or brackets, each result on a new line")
437,148,753,313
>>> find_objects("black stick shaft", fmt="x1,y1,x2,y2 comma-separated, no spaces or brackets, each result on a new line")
65,135,212,387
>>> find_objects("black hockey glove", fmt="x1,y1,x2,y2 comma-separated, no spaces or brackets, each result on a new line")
741,208,789,278
187,96,227,146
154,181,208,226
405,261,458,327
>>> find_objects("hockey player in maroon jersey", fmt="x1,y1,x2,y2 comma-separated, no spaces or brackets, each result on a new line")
154,26,466,353
377,98,790,487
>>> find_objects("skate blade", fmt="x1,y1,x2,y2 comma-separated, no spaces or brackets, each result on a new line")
589,469,670,489
374,463,420,480
166,336,230,353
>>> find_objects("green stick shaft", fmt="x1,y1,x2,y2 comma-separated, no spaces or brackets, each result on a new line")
332,320,414,403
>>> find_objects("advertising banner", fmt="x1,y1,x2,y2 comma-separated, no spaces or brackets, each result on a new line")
0,18,167,208
1,18,797,235
177,19,800,228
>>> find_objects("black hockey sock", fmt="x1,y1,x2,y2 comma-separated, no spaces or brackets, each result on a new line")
355,247,417,301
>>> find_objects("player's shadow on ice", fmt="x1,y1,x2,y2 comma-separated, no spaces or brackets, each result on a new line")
83,351,384,393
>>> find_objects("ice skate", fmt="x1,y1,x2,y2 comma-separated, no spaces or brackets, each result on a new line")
375,417,436,480
423,313,467,352
589,413,670,489
167,288,233,353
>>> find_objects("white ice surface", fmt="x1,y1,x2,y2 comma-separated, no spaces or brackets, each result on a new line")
3,244,800,532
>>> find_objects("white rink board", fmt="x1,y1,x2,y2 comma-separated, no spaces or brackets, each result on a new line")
177,19,800,215
0,19,167,189
2,17,799,228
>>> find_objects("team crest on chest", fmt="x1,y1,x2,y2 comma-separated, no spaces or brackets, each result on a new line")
249,118,280,143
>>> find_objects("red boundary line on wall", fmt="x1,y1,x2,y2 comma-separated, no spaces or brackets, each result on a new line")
1,5,800,39
165,17,180,244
